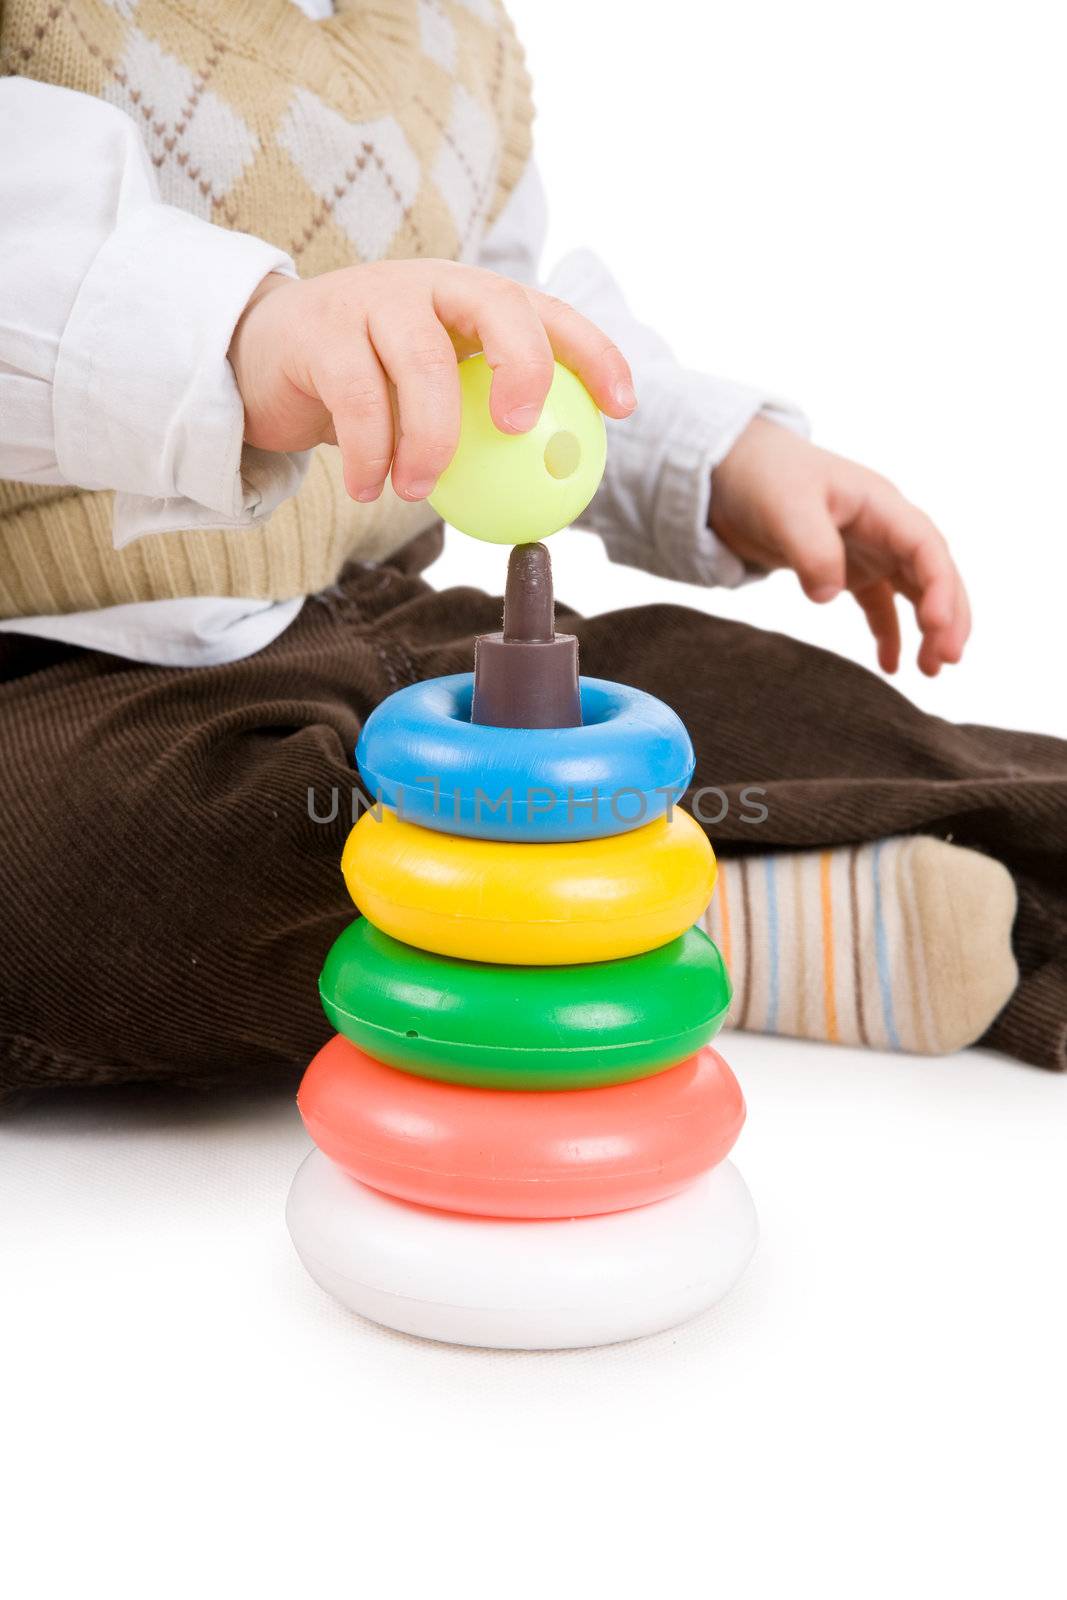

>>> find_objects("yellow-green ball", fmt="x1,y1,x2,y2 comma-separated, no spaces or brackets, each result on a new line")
429,355,607,545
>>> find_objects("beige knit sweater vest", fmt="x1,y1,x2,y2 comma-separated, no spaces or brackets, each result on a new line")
0,0,533,617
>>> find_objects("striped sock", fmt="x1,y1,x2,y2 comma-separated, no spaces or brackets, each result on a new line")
702,837,1018,1055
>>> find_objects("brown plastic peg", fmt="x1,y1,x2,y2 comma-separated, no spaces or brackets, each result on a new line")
470,543,582,729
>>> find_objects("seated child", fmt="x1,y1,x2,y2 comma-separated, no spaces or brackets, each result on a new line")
0,0,1062,1098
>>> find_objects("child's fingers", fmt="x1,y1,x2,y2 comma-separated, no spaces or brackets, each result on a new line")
909,530,955,630
851,486,969,672
917,633,944,677
951,571,973,656
776,505,848,602
904,523,969,669
432,265,635,426
527,289,637,419
432,270,556,433
854,579,901,673
925,571,972,669
315,344,395,502
915,567,957,658
888,568,948,676
467,289,557,434
368,305,462,500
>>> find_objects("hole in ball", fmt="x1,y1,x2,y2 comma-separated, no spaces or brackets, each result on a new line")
544,430,581,480
405,1029,419,1038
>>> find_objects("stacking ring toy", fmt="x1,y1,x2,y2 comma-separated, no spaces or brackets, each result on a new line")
287,1153,759,1349
355,674,694,842
342,807,715,965
298,1036,746,1218
319,920,731,1089
428,355,607,545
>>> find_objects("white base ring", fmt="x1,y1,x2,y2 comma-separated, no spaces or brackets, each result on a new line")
287,1150,758,1350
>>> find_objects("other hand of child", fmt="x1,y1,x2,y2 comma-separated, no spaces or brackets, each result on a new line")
228,261,637,505
709,417,971,675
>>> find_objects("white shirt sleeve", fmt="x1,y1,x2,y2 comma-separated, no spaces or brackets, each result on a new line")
0,77,309,548
479,162,808,588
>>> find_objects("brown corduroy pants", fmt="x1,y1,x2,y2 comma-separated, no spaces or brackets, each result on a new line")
1,527,1064,1100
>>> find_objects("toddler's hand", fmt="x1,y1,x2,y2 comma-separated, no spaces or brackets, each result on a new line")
228,260,636,504
710,418,971,675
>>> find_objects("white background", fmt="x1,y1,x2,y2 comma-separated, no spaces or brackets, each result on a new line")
3,3,1066,1597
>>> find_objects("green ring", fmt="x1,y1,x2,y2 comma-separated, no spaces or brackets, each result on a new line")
319,920,731,1090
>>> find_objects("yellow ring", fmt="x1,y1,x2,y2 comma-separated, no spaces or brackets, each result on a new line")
341,808,716,965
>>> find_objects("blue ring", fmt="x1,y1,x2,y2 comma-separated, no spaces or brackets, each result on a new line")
355,674,695,842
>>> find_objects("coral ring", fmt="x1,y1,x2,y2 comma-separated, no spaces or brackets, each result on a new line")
298,1034,745,1219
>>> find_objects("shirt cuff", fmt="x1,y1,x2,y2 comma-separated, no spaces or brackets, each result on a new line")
52,202,309,547
590,365,809,589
